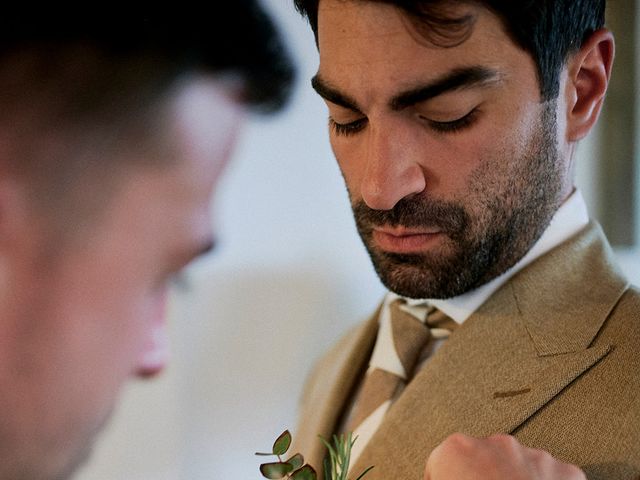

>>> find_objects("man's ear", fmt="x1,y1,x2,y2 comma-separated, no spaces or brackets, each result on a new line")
565,29,615,142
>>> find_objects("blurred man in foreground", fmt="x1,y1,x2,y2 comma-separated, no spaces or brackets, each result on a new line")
0,6,293,480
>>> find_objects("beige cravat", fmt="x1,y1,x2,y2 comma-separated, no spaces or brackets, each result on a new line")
345,299,458,466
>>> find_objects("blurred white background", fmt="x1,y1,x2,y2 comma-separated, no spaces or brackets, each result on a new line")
76,1,639,479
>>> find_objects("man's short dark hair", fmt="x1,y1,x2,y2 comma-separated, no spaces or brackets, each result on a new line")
1,4,295,112
0,4,295,228
294,0,605,100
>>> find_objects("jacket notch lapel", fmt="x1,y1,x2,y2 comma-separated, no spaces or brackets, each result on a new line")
512,223,628,356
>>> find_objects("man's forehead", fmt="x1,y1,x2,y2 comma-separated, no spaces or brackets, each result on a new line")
316,0,509,59
316,1,512,103
316,0,483,41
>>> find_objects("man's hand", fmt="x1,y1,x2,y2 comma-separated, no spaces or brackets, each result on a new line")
424,433,586,480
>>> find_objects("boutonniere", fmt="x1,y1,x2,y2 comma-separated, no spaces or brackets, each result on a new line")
256,430,374,480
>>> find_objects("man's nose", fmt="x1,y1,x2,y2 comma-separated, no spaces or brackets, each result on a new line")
135,291,170,378
360,122,426,210
135,323,170,378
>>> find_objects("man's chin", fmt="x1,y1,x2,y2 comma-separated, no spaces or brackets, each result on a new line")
370,251,479,300
53,405,115,480
55,442,95,480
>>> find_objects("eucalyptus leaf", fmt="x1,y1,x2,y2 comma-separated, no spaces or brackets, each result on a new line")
287,453,305,471
272,430,292,456
290,464,317,480
257,430,372,480
260,461,294,479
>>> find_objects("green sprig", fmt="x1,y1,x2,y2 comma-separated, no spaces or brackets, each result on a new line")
321,433,374,480
256,430,373,480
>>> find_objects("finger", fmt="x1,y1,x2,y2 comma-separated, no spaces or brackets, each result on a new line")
485,434,526,456
526,445,587,479
563,463,588,480
423,464,431,480
424,440,443,478
425,433,476,478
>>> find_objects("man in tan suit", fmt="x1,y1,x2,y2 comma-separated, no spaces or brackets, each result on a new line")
292,0,639,478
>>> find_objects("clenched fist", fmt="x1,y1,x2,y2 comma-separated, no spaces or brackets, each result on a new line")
424,433,586,480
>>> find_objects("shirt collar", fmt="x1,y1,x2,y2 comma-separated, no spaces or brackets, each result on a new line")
385,189,589,324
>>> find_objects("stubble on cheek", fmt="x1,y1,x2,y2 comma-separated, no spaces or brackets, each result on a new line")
467,103,563,274
348,103,563,299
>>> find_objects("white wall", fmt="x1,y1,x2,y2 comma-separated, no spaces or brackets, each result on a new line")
76,2,639,479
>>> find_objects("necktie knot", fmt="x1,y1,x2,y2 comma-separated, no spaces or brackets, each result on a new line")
389,299,432,380
424,305,458,340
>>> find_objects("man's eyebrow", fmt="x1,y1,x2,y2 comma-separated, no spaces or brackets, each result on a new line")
311,74,362,112
390,66,501,111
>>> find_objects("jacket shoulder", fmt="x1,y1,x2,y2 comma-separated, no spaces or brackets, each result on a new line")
605,284,640,335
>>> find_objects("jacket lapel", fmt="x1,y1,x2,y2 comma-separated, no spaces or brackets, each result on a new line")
350,223,628,479
293,307,380,472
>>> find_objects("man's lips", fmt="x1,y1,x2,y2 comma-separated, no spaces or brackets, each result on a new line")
372,226,444,254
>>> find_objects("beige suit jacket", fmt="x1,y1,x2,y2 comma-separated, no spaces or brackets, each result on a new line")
293,223,640,480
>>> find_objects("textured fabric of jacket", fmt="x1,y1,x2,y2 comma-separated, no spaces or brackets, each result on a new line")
292,223,640,480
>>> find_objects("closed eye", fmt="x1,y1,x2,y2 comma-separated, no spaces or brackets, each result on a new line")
424,108,479,134
329,117,368,137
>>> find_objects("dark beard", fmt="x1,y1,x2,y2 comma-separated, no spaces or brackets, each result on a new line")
352,103,563,299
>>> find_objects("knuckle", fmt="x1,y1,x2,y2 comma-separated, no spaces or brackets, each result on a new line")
488,433,512,441
445,432,474,449
488,433,519,450
528,446,551,461
435,432,475,457
562,463,587,479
